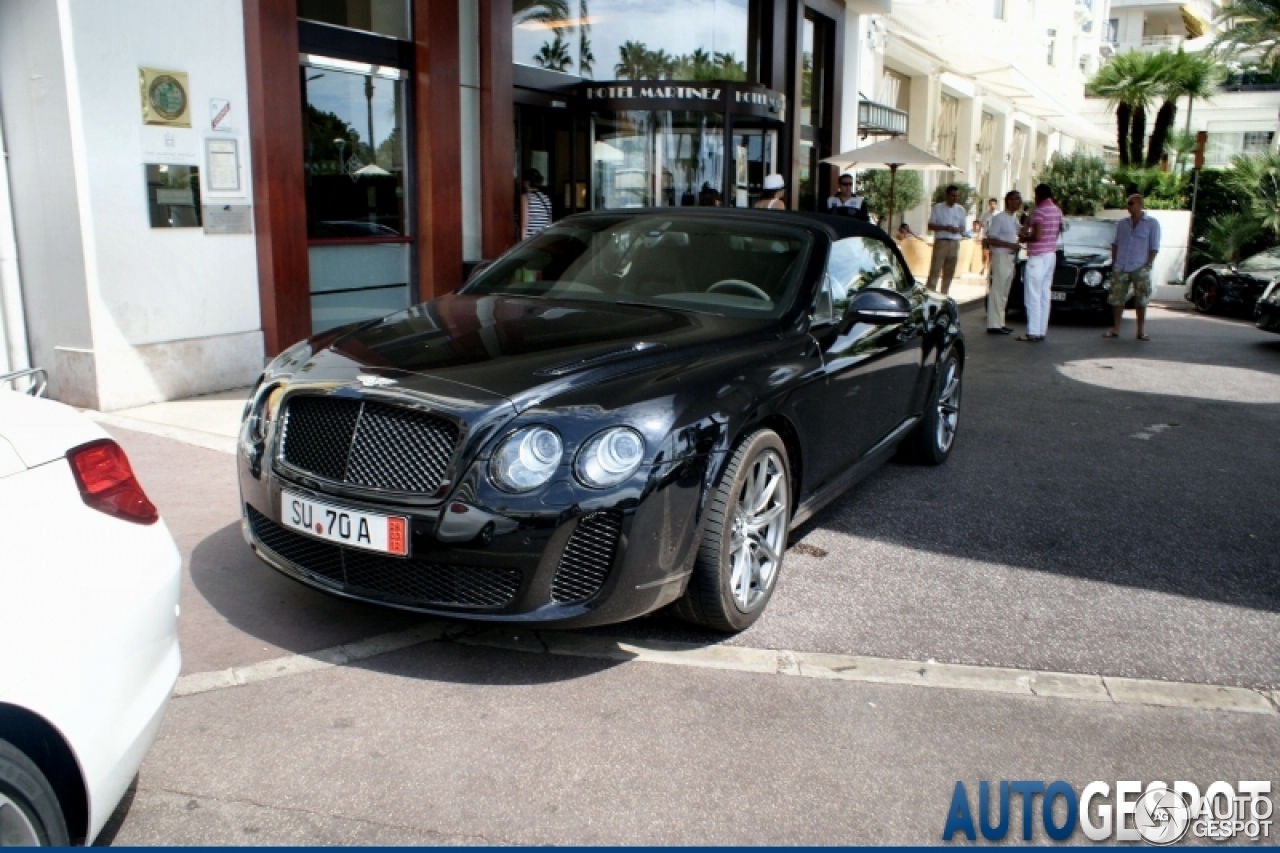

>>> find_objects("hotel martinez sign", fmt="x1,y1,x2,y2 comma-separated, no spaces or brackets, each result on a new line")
580,81,786,121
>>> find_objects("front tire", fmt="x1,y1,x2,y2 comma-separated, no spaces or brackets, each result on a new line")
1193,273,1219,314
900,351,962,466
0,738,69,847
674,430,791,633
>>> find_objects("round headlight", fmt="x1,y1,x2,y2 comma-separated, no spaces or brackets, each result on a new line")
1083,270,1104,287
490,427,563,493
575,427,645,489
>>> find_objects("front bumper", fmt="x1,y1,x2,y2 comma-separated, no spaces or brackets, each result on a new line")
238,448,713,628
1048,287,1110,313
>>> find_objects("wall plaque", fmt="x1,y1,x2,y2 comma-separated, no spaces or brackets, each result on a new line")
202,204,253,235
140,68,191,127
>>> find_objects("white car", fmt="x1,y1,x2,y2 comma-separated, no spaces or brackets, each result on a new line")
0,387,181,845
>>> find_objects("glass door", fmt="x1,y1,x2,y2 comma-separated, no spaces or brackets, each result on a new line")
728,118,778,208
301,54,411,333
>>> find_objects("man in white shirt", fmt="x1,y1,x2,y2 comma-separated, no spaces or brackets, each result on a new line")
983,190,1022,334
926,185,967,294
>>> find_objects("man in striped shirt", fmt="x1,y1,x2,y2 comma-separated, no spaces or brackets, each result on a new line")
1016,183,1063,342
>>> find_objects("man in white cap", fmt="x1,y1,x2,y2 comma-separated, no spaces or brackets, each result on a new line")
755,174,786,209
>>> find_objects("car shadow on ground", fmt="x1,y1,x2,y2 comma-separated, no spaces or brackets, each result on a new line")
188,522,631,685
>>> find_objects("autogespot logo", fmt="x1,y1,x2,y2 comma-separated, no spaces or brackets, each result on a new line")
942,780,1273,844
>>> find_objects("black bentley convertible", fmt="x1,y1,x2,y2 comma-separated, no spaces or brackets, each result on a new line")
238,210,964,631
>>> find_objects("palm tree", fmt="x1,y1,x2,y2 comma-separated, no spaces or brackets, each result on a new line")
615,41,649,79
1212,0,1280,69
534,35,574,72
514,0,571,32
577,0,593,77
1145,49,1222,168
1225,152,1280,238
1086,51,1159,167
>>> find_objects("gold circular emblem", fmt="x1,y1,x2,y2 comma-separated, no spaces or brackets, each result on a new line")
148,75,187,121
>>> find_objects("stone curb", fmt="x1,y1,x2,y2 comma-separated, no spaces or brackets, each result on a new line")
171,624,1279,716
88,411,238,454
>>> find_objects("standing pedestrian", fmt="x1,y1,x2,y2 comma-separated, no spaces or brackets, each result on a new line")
926,185,967,294
1105,194,1160,341
1016,183,1062,342
983,190,1022,335
754,174,787,209
520,168,554,239
827,174,869,220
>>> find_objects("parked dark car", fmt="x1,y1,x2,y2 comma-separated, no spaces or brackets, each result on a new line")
237,210,964,632
1001,218,1122,320
1185,245,1280,315
1255,280,1280,334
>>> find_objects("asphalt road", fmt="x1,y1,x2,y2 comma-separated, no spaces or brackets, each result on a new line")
96,301,1280,844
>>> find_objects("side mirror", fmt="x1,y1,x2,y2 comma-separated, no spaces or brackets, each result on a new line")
844,287,912,328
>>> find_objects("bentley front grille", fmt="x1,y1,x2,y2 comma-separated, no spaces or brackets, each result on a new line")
247,506,521,609
1052,266,1079,290
550,511,623,604
279,395,460,494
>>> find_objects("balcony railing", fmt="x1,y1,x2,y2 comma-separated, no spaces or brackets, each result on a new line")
858,99,908,137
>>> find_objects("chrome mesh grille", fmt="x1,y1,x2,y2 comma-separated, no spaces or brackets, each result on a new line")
280,395,460,494
247,506,520,609
550,512,623,604
1052,265,1079,290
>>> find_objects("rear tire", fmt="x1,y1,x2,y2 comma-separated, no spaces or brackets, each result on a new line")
0,738,69,847
673,430,791,633
899,351,962,466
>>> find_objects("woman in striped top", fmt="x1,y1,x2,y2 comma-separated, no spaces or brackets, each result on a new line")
521,168,554,240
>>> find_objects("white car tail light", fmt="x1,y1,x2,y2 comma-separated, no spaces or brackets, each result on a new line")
66,439,159,525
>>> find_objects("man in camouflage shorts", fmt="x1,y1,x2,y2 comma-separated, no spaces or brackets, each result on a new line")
1106,193,1161,340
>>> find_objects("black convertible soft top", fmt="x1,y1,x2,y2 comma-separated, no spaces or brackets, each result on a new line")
555,206,892,242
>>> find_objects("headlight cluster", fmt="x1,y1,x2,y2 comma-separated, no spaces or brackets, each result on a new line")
488,425,646,493
246,383,286,444
576,428,645,488
1083,270,1105,288
490,427,564,493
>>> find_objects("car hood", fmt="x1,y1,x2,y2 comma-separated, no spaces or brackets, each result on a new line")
295,294,777,412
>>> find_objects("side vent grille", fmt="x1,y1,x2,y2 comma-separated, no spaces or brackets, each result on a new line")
550,512,623,604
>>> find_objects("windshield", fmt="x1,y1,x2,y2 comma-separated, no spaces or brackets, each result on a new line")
1240,246,1280,271
1060,220,1115,253
461,216,813,319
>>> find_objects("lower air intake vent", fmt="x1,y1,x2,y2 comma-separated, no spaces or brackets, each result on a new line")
247,506,520,609
550,512,623,604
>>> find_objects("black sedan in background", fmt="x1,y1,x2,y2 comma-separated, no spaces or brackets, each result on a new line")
1004,218,1121,320
1185,245,1280,316
238,210,964,632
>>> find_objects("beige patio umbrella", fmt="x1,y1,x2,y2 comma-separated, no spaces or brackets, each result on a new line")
821,138,956,232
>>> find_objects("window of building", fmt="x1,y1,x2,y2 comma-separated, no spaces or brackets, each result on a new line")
513,0,754,81
298,0,409,40
798,8,836,213
1105,18,1118,44
976,111,995,200
993,0,1005,21
1244,131,1276,154
933,94,959,165
299,13,414,334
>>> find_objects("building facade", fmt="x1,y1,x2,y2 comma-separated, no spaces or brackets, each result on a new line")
1083,0,1280,168
849,0,1111,232
1,0,900,409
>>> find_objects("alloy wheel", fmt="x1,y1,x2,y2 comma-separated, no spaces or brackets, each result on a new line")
935,359,961,453
728,449,789,612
